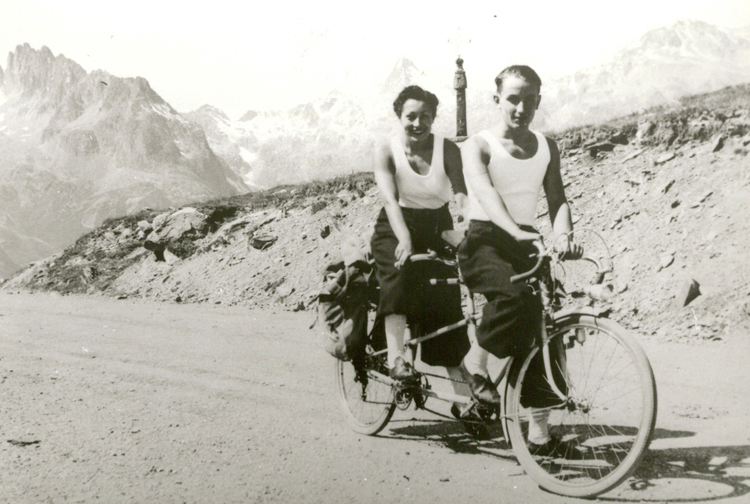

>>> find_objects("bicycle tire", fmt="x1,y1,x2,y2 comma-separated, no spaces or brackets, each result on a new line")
504,314,657,497
335,355,396,436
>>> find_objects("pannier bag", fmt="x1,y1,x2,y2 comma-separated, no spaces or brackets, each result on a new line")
314,260,373,360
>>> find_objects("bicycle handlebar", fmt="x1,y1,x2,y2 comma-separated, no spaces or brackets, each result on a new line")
408,251,438,262
510,241,546,284
408,251,457,267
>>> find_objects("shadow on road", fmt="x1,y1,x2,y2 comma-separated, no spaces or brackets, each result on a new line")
386,419,750,502
603,444,750,502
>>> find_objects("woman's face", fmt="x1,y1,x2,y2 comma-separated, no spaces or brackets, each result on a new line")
399,99,434,142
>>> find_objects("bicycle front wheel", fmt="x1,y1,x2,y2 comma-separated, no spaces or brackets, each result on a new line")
504,314,657,498
335,355,396,436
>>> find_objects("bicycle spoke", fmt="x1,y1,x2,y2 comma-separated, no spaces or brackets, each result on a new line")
506,319,656,497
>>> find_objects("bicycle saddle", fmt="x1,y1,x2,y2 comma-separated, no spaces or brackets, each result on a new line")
441,230,464,251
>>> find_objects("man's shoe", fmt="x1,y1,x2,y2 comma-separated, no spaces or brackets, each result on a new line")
459,360,501,407
527,437,585,460
451,404,491,440
389,356,417,381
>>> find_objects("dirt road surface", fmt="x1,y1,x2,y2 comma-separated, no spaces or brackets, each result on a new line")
1,292,749,504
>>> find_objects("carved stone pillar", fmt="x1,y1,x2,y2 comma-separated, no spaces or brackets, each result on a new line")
454,57,467,138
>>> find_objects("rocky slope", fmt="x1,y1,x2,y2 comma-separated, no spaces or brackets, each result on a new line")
0,45,248,278
4,84,750,346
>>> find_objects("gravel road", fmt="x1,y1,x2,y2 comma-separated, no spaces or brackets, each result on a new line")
1,292,749,503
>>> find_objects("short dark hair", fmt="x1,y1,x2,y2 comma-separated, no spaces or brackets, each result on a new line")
494,65,542,92
393,85,439,117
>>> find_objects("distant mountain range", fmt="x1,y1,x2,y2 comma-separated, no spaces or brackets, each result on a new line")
0,44,248,277
1,19,749,278
193,20,750,188
542,20,750,128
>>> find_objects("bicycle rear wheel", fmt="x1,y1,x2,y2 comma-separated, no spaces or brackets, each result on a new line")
504,314,657,497
335,354,396,435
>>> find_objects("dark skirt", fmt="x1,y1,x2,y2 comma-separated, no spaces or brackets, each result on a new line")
370,205,470,367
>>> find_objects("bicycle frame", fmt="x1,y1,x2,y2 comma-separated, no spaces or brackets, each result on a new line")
364,245,610,414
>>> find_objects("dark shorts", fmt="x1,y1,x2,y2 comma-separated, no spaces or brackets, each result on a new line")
458,219,566,408
457,220,541,358
370,205,470,367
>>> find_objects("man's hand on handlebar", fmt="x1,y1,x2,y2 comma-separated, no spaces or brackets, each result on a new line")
513,228,542,244
555,234,584,260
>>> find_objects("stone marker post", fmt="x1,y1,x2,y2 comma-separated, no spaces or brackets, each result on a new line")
454,57,468,139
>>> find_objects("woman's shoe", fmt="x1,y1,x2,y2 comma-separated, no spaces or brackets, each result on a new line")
459,360,501,407
389,356,417,381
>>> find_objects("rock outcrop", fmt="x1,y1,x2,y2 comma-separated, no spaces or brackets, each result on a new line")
0,44,248,278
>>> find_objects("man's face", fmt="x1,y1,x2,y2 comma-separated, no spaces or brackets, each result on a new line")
494,75,540,130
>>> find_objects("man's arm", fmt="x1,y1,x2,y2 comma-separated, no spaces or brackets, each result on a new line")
373,140,412,267
543,138,582,257
462,136,539,242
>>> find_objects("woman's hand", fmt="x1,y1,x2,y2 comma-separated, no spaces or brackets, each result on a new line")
394,237,413,269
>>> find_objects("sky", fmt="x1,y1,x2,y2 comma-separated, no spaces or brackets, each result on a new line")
1,0,749,120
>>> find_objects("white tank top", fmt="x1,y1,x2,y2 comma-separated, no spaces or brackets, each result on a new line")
467,130,550,226
391,135,452,209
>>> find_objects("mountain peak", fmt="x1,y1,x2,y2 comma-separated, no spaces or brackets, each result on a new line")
192,104,229,121
380,57,428,95
625,19,750,59
2,44,86,97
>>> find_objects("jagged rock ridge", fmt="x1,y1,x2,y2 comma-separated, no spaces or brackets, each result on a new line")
0,44,248,278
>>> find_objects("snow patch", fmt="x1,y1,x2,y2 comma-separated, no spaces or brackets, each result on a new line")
239,146,257,165
151,103,189,124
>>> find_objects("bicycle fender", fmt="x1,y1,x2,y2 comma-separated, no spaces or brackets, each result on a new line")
552,306,610,325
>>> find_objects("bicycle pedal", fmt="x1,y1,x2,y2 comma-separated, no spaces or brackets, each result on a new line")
451,403,484,422
473,402,499,421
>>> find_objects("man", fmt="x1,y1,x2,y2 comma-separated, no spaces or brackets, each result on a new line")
458,65,582,456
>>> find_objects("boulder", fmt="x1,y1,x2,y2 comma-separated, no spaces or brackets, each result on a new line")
662,179,676,194
148,208,209,244
152,211,172,231
654,152,676,165
636,120,656,144
623,149,644,162
609,132,629,145
675,279,701,307
658,253,674,270
250,233,278,250
276,285,294,298
143,240,166,261
654,124,679,147
587,142,616,157
711,134,725,152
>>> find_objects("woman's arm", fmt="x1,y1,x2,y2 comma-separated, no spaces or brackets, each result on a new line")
543,138,582,258
462,136,539,243
373,140,412,268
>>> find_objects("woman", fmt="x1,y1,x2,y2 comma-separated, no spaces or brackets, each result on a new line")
370,85,470,382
